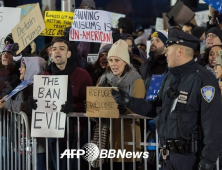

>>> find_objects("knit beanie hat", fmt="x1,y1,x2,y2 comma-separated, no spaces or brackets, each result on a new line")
207,27,222,43
150,30,168,45
192,26,205,39
134,36,147,47
108,40,130,64
98,44,112,56
80,0,96,9
4,33,14,45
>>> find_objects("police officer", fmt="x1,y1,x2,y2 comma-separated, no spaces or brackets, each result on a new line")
111,27,222,170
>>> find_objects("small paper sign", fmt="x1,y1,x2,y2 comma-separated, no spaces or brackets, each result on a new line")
86,87,119,118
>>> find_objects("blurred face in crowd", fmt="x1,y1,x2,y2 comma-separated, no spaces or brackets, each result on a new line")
182,25,192,34
51,42,71,70
125,38,133,52
214,62,222,79
19,64,26,81
108,56,126,77
1,52,13,66
208,46,222,68
81,6,91,9
99,52,108,68
206,33,222,48
137,44,146,52
150,37,166,58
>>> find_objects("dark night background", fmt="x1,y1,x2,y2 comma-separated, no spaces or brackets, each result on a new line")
4,0,208,30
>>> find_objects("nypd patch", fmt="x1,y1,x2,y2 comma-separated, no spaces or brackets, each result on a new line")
201,86,215,103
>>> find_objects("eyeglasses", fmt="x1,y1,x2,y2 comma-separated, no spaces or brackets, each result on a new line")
206,34,217,39
1,52,12,57
128,45,133,48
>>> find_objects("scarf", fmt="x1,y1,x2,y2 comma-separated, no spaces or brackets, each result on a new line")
46,59,76,103
98,64,141,96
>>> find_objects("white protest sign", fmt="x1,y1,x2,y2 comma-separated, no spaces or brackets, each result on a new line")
0,1,4,7
199,0,206,4
155,17,164,31
0,7,21,51
147,41,151,58
195,10,209,26
31,75,68,138
87,54,98,64
69,9,112,43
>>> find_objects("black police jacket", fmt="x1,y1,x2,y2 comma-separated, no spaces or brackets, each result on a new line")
128,59,222,163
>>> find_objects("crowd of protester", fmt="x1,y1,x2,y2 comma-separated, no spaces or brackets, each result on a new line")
0,0,222,170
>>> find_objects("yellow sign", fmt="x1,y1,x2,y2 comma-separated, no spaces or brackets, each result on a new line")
40,11,74,36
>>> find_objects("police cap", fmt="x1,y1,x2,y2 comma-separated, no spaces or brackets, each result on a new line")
166,27,200,50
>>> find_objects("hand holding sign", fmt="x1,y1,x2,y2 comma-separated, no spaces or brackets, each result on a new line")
28,96,38,110
60,101,74,114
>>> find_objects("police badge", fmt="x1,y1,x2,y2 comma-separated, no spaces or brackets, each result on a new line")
201,86,215,103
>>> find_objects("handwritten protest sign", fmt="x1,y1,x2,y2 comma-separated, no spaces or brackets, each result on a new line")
0,7,21,51
2,79,33,102
86,87,119,118
69,9,112,43
17,3,37,20
87,54,98,64
195,10,209,26
31,75,68,138
155,18,164,31
40,11,74,36
12,4,45,55
146,74,165,101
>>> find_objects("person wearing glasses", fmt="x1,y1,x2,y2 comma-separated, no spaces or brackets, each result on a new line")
203,44,222,76
0,43,20,100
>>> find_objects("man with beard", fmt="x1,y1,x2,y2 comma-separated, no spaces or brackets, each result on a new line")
140,30,168,91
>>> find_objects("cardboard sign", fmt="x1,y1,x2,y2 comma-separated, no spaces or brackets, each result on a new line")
31,75,68,138
86,87,119,118
69,9,112,43
12,4,45,54
146,74,165,101
0,7,21,51
195,10,209,26
17,3,37,20
2,79,33,102
87,54,98,64
40,11,74,36
110,12,125,28
166,0,195,27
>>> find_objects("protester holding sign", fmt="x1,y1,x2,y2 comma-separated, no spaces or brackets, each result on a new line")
40,38,92,170
1,57,47,170
87,44,112,86
96,39,145,169
0,43,21,100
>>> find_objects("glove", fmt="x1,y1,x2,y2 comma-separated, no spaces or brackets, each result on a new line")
60,101,74,114
27,96,38,110
117,105,127,114
198,159,214,170
111,88,131,106
10,43,19,56
111,27,121,43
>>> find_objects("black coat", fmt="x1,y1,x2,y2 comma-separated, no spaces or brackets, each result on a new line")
128,60,222,163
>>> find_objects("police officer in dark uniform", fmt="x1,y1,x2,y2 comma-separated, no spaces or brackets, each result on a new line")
111,27,222,170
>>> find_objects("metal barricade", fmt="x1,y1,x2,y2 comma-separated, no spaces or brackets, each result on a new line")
0,109,31,170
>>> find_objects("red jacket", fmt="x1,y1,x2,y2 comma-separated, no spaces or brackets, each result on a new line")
42,67,93,132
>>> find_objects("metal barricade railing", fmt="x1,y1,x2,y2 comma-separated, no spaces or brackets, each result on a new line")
1,110,220,170
0,109,31,170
